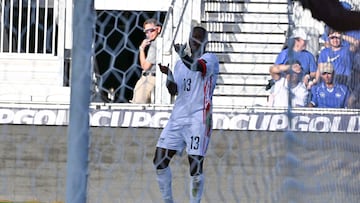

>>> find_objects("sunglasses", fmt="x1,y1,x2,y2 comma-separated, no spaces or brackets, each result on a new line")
322,72,332,75
144,27,157,34
329,36,340,40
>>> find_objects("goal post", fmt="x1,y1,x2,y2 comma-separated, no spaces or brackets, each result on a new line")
65,0,94,202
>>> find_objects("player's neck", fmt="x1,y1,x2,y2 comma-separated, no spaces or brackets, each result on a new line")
192,49,204,59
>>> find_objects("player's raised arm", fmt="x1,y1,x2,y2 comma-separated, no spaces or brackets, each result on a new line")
173,43,207,73
173,27,209,74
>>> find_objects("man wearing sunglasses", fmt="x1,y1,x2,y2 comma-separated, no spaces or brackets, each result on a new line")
310,28,356,89
132,18,162,104
320,2,360,51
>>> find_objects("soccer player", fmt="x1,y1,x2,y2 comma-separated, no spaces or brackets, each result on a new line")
153,26,219,203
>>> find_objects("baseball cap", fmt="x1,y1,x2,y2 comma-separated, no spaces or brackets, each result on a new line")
320,63,334,74
291,28,308,41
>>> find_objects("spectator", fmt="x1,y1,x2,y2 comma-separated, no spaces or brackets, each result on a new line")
268,61,309,107
312,28,355,87
131,18,161,104
153,26,219,203
322,27,360,51
275,28,317,76
309,63,349,108
320,2,360,51
266,28,317,90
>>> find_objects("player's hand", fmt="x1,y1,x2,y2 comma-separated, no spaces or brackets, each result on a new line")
158,63,169,75
173,43,187,58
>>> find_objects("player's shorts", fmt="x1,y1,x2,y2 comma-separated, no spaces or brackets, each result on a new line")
156,121,212,156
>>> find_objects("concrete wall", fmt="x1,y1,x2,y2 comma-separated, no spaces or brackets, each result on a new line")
0,125,359,203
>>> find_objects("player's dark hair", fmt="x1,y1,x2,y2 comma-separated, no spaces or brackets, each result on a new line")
192,26,208,42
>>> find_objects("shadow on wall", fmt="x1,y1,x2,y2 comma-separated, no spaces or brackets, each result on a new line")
92,11,166,103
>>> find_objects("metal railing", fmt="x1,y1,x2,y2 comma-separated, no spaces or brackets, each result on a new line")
156,0,202,104
0,0,65,55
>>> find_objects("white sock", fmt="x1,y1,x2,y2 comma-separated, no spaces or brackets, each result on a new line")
189,174,204,203
156,167,173,203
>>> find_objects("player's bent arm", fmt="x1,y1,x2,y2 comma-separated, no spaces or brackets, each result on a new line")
166,71,178,95
166,82,177,96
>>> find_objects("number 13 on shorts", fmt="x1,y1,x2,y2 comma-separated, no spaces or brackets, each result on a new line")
187,123,210,156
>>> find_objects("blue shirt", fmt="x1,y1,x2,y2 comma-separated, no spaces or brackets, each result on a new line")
310,82,349,108
318,46,353,76
321,29,360,48
275,48,317,74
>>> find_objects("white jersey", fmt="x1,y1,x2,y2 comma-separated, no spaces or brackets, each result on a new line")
268,77,288,107
291,82,309,107
268,77,309,107
169,53,219,124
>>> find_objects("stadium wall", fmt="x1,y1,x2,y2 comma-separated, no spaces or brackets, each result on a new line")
1,124,359,202
0,104,359,133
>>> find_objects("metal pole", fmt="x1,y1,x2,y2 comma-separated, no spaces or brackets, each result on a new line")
66,0,94,202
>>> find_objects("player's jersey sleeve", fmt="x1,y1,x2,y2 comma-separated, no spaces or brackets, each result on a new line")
200,53,220,95
200,53,220,77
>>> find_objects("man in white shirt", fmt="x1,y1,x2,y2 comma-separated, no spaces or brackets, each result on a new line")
268,61,309,107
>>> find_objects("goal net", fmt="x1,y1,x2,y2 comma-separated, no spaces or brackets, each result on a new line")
0,0,359,202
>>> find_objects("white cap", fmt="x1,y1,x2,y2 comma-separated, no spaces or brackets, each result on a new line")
291,28,308,41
